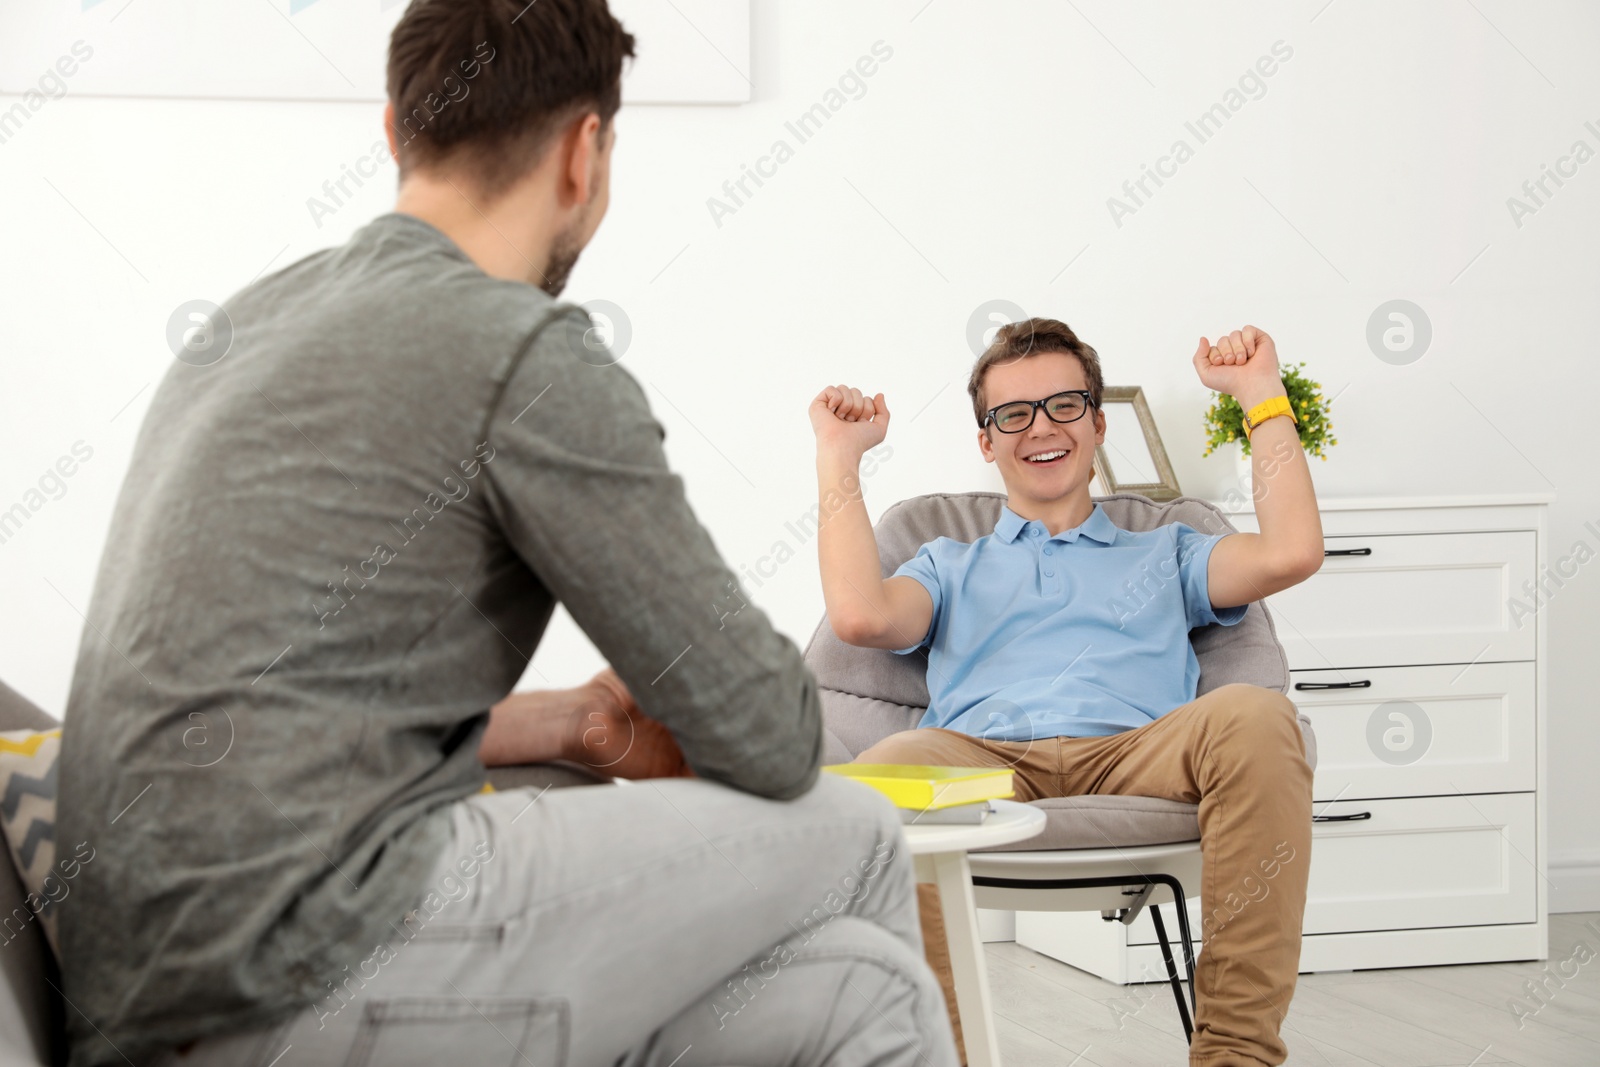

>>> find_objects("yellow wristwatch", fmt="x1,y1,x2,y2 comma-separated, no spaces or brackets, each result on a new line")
1242,395,1298,440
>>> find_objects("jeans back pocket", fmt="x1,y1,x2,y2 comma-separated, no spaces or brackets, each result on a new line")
343,995,568,1067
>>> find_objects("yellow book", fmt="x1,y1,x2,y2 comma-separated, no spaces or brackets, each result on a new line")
822,764,1015,810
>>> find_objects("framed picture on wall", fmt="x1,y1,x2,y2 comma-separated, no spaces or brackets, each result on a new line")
0,0,751,104
1092,385,1182,501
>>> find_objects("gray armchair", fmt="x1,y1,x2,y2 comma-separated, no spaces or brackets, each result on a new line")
803,490,1318,1044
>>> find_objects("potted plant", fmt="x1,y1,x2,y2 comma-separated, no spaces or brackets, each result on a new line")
1203,361,1336,485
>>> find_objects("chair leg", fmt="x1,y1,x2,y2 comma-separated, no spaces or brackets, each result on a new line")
1150,903,1194,1045
1170,879,1199,1018
973,870,1202,1045
1148,872,1199,1017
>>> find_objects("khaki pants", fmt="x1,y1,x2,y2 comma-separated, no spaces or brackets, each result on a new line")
854,683,1313,1067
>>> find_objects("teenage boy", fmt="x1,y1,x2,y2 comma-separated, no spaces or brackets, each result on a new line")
808,318,1322,1067
55,2,958,1065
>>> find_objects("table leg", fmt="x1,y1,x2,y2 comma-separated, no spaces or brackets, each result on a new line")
915,851,1002,1067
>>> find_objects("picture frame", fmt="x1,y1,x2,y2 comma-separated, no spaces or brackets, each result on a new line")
0,0,751,105
1092,386,1182,501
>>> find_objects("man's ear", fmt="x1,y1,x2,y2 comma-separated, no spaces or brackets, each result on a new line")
561,112,605,208
1093,407,1107,445
382,102,400,161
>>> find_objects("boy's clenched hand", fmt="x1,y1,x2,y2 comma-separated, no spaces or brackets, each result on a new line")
1191,326,1286,410
810,384,891,459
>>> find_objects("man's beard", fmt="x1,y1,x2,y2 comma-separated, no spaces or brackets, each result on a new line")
539,226,582,297
538,159,604,296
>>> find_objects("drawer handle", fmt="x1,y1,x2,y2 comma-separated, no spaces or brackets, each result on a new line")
1294,680,1372,691
1313,811,1373,823
1324,547,1373,557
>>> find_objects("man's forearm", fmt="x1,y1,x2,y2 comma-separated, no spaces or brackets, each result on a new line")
1239,387,1324,576
816,450,890,642
478,687,585,767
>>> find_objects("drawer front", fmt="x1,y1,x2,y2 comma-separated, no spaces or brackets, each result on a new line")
1124,793,1536,945
1265,531,1536,670
1292,662,1536,802
1302,793,1536,934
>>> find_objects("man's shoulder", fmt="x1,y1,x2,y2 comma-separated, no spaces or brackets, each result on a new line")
230,223,569,343
424,270,581,365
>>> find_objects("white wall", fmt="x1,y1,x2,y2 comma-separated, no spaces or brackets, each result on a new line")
3,1,1597,905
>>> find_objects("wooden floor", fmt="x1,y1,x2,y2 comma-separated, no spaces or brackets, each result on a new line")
983,911,1600,1066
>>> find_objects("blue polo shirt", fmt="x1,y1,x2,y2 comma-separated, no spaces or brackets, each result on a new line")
890,502,1246,740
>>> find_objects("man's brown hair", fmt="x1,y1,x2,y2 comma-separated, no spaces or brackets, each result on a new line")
967,317,1105,428
386,0,636,200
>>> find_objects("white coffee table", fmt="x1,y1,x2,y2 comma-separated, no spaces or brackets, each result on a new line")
902,799,1046,1067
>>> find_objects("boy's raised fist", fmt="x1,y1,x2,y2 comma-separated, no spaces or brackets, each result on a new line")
810,384,891,457
1192,325,1284,406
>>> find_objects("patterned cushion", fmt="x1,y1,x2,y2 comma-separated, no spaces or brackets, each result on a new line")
0,729,74,957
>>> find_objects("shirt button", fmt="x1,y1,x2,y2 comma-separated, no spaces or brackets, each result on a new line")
1044,569,1054,577
1043,546,1053,555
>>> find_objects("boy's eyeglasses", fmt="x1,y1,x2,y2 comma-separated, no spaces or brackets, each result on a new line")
981,390,1096,433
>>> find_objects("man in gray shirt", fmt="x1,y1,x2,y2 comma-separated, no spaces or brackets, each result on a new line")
56,1,957,1064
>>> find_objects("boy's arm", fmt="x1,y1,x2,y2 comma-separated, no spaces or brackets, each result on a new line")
810,385,935,649
1197,327,1326,609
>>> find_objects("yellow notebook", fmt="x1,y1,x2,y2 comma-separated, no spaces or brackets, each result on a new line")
822,764,1014,810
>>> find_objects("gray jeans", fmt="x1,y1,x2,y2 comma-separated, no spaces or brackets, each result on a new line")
157,772,958,1067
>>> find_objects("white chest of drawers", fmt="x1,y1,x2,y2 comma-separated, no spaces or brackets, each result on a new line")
1011,494,1552,981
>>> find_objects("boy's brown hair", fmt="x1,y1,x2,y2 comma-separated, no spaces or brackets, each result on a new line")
386,0,636,200
967,318,1105,428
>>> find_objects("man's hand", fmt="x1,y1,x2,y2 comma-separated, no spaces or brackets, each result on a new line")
569,666,695,780
810,384,890,459
1192,326,1286,410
